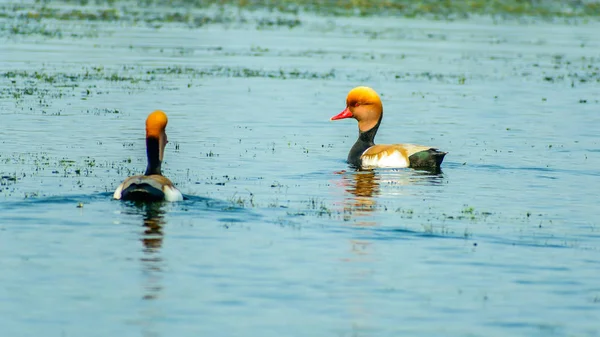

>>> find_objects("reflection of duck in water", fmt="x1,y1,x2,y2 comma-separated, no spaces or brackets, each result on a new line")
140,202,166,252
340,170,380,224
331,86,447,170
345,170,379,199
136,202,167,302
338,168,445,223
114,110,183,202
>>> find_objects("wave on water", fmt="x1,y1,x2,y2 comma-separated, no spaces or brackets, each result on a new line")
1,192,263,225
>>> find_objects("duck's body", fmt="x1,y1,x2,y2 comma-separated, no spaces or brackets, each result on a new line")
359,144,446,169
331,86,446,169
113,110,183,202
113,174,182,202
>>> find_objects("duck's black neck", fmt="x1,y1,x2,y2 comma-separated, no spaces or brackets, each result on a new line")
347,115,382,168
145,137,162,175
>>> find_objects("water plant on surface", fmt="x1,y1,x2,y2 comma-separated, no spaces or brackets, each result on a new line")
24,0,600,19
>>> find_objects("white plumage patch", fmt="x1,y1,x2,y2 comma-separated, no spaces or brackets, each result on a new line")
163,185,184,202
361,148,409,168
113,183,124,200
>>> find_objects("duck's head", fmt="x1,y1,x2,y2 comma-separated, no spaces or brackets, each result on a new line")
145,110,169,175
331,86,383,132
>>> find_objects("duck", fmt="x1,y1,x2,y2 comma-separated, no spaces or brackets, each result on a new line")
113,110,183,202
331,86,446,169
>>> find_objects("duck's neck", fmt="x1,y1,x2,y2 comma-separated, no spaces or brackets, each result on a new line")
145,137,162,175
347,115,382,168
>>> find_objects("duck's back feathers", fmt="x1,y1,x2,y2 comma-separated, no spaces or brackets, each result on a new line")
114,175,183,202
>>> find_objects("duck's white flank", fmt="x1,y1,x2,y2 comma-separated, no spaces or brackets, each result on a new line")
113,183,124,200
163,185,183,202
361,147,410,168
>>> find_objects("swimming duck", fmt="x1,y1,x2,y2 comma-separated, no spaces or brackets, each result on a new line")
113,110,183,202
331,86,446,169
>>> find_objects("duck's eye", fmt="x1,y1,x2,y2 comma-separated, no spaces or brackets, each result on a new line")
353,102,361,107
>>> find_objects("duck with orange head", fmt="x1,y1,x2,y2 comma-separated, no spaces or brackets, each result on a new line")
331,86,447,170
113,110,183,202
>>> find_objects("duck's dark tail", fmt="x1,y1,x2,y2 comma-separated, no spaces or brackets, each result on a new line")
409,148,447,169
121,183,165,202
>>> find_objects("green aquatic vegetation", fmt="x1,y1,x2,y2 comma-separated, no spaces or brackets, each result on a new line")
229,191,255,207
395,72,471,84
146,66,336,80
0,86,62,105
10,2,302,30
0,174,19,194
2,20,100,38
421,223,462,236
304,197,332,217
256,17,301,29
42,0,600,19
8,23,64,38
394,207,414,219
462,206,475,214
2,69,150,93
23,7,120,21
463,227,472,238
23,191,40,198
0,150,157,198
2,152,110,192
85,108,121,115
439,206,494,222
250,45,269,54
137,10,244,27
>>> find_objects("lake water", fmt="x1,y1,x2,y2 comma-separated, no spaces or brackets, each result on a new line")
1,1,600,336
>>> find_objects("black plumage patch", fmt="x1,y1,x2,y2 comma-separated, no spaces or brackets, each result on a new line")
121,183,165,202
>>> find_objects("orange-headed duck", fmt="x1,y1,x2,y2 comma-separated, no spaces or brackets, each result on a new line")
331,86,446,169
113,110,183,202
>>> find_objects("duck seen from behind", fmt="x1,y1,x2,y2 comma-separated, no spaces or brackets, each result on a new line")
331,86,447,170
113,110,183,202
